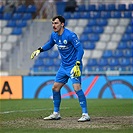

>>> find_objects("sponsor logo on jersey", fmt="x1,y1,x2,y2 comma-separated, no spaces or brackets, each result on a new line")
57,45,68,50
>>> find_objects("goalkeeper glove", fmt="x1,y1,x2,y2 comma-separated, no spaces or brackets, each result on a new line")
30,47,42,59
72,61,81,77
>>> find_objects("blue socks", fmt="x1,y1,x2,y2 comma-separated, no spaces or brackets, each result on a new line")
53,90,61,113
76,89,88,114
52,89,88,114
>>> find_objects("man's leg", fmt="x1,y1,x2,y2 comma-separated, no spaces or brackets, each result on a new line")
73,84,90,122
43,82,65,120
76,89,88,114
53,90,61,113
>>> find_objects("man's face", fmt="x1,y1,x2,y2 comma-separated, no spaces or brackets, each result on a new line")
52,18,64,32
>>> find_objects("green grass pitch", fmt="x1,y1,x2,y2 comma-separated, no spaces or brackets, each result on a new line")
0,99,133,133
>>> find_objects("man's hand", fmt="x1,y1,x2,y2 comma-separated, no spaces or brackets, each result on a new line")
72,61,81,77
30,49,40,59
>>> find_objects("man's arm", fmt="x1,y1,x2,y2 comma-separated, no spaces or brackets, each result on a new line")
76,44,84,61
69,33,84,62
30,34,55,59
41,40,55,51
70,34,84,77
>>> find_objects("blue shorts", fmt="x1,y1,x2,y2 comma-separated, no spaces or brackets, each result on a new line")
55,65,82,84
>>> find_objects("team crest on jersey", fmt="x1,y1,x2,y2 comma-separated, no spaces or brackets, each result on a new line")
63,40,67,44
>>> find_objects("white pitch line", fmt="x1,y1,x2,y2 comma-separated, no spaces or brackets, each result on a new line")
0,107,70,114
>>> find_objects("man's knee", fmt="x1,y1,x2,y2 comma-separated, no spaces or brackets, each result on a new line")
73,83,81,91
52,82,64,92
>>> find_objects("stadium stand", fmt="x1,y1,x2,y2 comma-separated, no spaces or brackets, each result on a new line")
0,0,132,76
0,1,37,75
30,2,132,75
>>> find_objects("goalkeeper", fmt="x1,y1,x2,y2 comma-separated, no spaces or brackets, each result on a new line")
31,15,90,122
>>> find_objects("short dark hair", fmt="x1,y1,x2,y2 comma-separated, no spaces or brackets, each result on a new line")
52,15,65,24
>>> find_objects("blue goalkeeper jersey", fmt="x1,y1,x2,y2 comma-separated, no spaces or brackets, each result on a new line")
42,28,84,67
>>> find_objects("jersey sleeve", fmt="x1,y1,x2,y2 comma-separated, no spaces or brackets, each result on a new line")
69,32,84,61
69,33,81,48
42,33,55,51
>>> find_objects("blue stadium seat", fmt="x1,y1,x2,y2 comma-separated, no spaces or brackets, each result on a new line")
16,20,27,27
0,13,2,19
128,4,133,11
80,34,89,42
123,11,132,18
26,5,37,13
112,11,121,18
125,26,132,33
97,19,108,26
97,58,108,66
83,27,93,34
91,12,101,18
104,66,117,71
48,51,59,58
108,58,119,66
34,59,44,67
123,50,133,57
38,51,49,58
117,4,126,11
127,41,133,49
76,5,86,12
44,59,54,66
130,58,133,65
121,34,131,41
84,66,93,71
39,66,58,72
127,66,133,71
93,26,104,33
71,12,80,19
101,11,111,18
117,42,127,49
96,66,106,71
102,50,113,58
91,66,105,71
87,58,97,66
80,12,90,19
87,19,97,26
106,4,116,11
30,67,44,73
37,67,49,72
22,13,32,20
12,13,22,20
119,58,130,66
53,59,61,66
6,20,16,27
63,12,71,19
87,5,96,11
84,66,101,72
97,4,106,11
129,19,133,26
3,12,12,20
119,66,133,71
47,66,59,72
0,5,4,13
15,4,27,13
88,34,99,42
112,50,123,57
11,27,22,35
82,41,95,49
